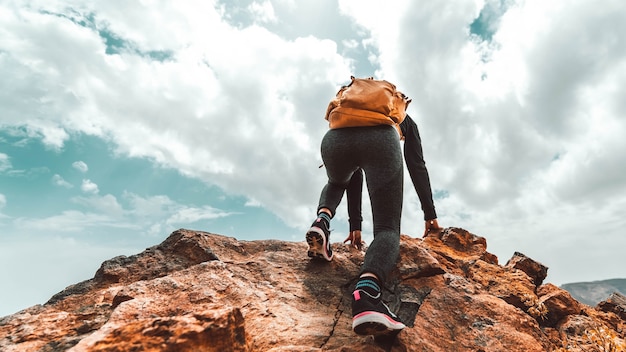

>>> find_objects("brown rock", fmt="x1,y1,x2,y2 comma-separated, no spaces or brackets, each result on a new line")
598,292,626,320
77,307,247,351
427,227,489,258
505,252,548,287
0,228,623,352
469,259,537,312
557,314,626,351
537,284,584,327
420,228,498,277
404,275,550,352
396,235,446,280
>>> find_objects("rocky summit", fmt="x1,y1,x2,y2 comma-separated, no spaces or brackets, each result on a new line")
1,228,624,352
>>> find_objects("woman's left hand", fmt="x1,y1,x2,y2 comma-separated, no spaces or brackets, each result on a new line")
343,230,365,250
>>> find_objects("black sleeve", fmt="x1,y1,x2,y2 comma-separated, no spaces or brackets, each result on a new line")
346,168,363,231
400,115,437,220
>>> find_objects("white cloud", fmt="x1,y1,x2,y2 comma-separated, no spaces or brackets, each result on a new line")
0,153,11,172
52,174,73,188
245,198,262,207
12,191,233,237
123,192,176,219
121,192,234,229
0,1,352,230
166,206,234,225
81,179,99,194
248,0,277,24
14,210,127,233
72,194,125,217
72,161,88,173
0,193,6,209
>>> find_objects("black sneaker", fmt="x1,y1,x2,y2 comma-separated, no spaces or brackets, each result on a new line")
352,289,405,336
306,218,333,261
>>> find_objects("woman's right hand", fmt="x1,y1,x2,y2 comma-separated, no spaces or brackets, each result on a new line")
424,219,442,237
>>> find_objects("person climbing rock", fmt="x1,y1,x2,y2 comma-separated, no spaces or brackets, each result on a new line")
306,76,415,337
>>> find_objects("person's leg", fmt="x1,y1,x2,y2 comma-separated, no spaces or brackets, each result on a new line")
344,168,364,248
360,129,403,283
350,126,405,336
307,129,359,261
346,168,363,233
317,129,361,214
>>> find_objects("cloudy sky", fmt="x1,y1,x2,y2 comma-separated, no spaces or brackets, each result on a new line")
1,0,625,317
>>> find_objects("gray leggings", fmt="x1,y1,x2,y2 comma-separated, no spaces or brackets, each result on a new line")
318,125,403,283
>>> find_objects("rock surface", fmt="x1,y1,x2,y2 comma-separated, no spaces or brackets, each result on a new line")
1,227,624,351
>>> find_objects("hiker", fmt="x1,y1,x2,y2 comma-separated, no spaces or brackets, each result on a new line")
306,77,409,337
343,114,441,250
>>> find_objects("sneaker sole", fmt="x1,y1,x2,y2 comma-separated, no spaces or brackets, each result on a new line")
306,228,333,261
352,311,405,336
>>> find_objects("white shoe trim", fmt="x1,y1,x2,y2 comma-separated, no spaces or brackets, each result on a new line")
306,227,333,261
352,311,406,331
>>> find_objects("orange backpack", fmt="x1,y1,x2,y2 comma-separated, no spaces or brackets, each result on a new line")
324,76,411,130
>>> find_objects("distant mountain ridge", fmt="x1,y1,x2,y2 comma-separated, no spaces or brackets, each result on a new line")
561,278,626,306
